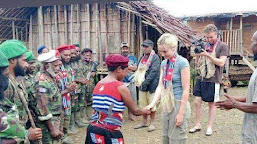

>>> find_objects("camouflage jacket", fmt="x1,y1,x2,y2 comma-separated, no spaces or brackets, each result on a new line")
4,74,28,127
82,61,97,85
31,71,62,122
70,60,87,93
0,98,28,144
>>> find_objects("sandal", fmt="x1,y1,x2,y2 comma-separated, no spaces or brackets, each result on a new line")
134,124,147,129
189,126,201,133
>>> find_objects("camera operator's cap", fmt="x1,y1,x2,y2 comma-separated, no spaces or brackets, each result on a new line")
121,42,129,48
0,40,28,59
141,39,154,47
38,50,60,63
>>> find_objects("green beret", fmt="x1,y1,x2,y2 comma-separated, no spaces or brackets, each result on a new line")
25,51,35,61
0,40,28,59
0,50,9,67
73,44,80,47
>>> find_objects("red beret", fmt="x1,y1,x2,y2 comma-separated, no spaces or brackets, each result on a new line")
70,45,76,50
105,54,129,67
57,45,70,52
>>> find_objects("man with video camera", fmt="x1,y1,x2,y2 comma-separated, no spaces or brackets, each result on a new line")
189,24,229,136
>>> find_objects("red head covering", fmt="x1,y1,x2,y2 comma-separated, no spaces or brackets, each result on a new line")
105,54,129,67
69,45,76,50
56,45,70,52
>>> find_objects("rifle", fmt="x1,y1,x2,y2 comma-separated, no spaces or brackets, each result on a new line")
10,80,42,144
86,61,100,81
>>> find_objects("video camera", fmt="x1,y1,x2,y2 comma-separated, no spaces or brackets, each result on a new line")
192,38,205,54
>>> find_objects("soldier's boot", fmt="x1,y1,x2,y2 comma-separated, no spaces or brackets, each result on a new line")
81,107,89,124
69,113,78,134
75,111,88,127
63,115,76,135
86,105,93,121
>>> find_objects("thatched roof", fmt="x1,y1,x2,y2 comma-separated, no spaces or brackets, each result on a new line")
0,1,198,47
117,1,198,46
0,7,37,41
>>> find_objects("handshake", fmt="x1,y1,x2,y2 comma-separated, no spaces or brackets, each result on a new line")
141,103,155,115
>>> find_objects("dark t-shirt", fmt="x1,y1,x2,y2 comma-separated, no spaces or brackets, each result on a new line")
203,41,229,83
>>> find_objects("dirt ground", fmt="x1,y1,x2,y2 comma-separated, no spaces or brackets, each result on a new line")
73,87,247,144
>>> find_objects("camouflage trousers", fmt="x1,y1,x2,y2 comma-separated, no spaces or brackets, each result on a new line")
84,84,94,106
32,116,63,144
71,94,79,112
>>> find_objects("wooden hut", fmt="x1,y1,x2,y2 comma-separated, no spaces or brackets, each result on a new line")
0,1,197,67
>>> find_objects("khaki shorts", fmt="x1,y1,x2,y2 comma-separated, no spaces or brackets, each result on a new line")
139,91,156,111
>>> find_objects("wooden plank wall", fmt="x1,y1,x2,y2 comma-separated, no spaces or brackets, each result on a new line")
30,3,137,63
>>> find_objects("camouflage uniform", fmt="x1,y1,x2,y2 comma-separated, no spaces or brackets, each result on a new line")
83,61,97,106
0,98,28,144
4,74,28,127
71,60,86,110
22,74,36,105
30,71,63,144
82,61,98,119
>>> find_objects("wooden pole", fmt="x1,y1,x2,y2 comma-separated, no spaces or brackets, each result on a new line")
96,3,103,66
29,15,33,50
12,21,15,39
229,17,233,52
64,6,68,44
118,9,121,53
54,5,59,47
16,27,18,39
131,14,135,56
127,12,131,50
139,17,143,56
87,4,91,48
47,8,53,50
105,3,108,56
77,4,81,46
70,4,73,44
38,6,44,46
240,15,243,54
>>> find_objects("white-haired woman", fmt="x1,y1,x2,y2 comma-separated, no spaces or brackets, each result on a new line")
147,33,191,144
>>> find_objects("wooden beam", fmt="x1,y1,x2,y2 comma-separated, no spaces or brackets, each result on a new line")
29,15,33,50
38,6,44,46
139,16,143,56
16,27,18,39
131,13,135,56
104,3,108,56
77,4,81,46
70,4,73,43
64,5,68,44
240,15,243,54
12,21,15,39
0,16,29,22
87,4,91,48
229,17,233,52
127,12,131,48
54,5,59,47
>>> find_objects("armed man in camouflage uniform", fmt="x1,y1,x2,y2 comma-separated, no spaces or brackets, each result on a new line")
56,45,78,136
22,51,37,103
0,40,42,143
30,50,64,144
81,48,98,120
70,45,88,126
